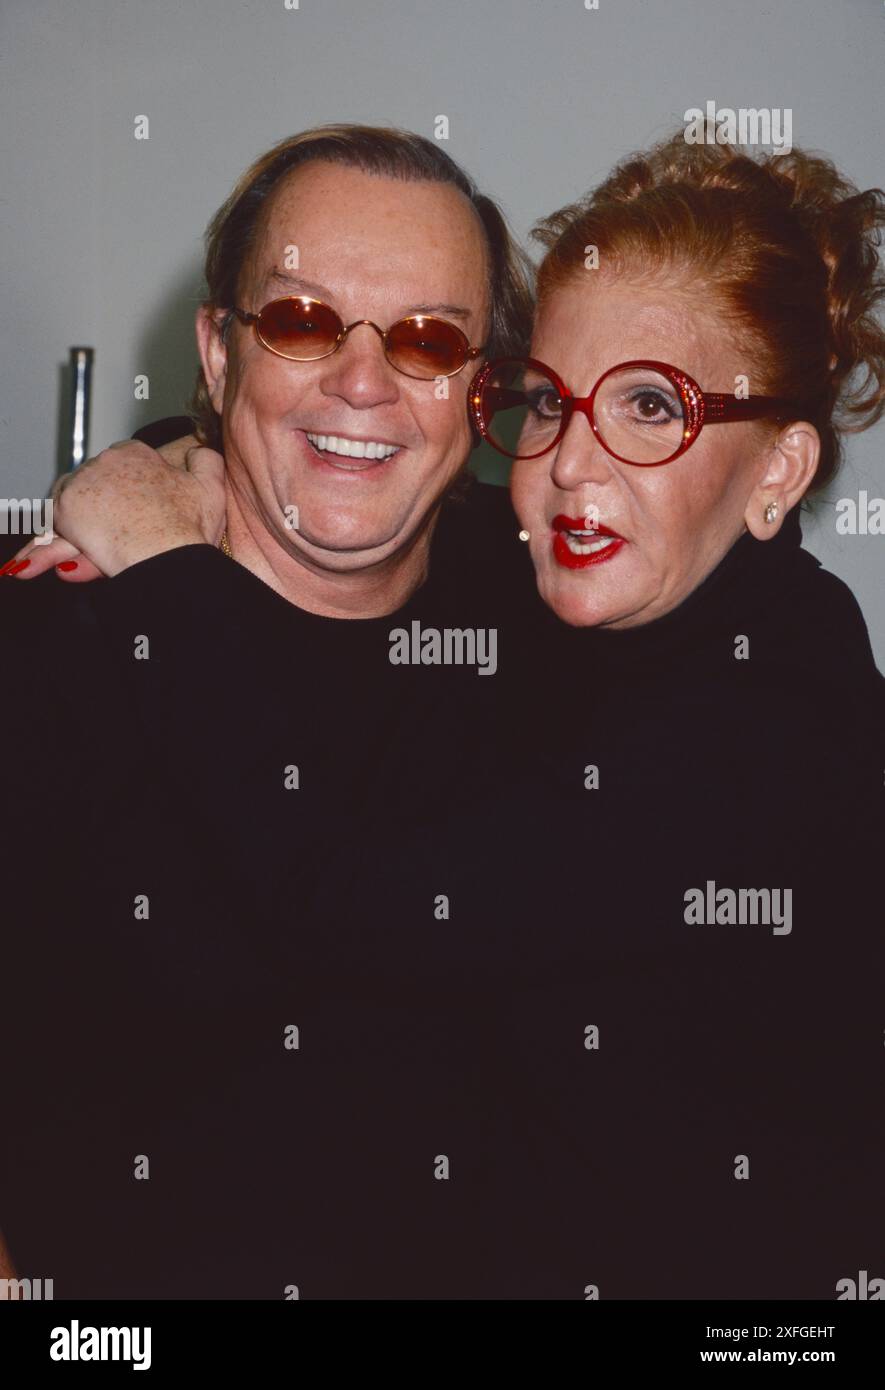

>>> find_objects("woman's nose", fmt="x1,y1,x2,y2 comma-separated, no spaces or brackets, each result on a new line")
549,411,615,491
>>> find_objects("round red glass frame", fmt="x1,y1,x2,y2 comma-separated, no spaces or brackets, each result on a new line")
469,356,796,466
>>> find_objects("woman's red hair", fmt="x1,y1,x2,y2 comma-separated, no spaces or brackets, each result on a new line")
532,133,885,491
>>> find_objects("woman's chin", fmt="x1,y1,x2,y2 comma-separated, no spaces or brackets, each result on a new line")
537,571,623,628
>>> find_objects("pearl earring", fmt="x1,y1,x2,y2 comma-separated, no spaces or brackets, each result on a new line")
764,502,778,524
518,529,531,542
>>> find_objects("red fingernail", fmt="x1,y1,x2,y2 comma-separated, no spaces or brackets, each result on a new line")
0,556,26,576
56,561,79,572
4,558,31,576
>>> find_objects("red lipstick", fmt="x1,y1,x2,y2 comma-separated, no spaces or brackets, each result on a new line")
551,514,626,570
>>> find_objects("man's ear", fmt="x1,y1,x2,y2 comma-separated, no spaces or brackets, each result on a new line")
745,421,820,540
196,305,229,414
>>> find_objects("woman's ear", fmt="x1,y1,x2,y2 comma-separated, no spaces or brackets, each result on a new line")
196,305,229,415
745,421,820,539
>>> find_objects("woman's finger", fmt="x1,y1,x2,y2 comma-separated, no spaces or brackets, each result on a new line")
53,553,105,582
156,434,200,469
1,536,105,582
2,536,75,578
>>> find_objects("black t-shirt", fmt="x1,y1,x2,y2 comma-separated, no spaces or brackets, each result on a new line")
2,450,882,1299
1,478,542,1298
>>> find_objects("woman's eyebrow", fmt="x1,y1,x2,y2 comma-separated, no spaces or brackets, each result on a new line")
262,269,472,321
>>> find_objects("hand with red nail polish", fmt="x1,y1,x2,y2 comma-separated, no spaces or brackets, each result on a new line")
41,436,225,578
0,557,31,577
4,435,224,584
2,539,100,582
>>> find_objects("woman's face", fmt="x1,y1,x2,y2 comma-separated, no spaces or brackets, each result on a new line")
510,273,779,628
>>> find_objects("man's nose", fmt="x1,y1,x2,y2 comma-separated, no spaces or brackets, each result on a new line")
317,323,401,408
550,410,615,492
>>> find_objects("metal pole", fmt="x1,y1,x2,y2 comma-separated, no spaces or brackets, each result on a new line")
68,346,94,471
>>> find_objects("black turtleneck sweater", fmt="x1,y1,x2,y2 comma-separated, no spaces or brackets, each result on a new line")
2,439,882,1300
290,504,885,1299
0,471,532,1300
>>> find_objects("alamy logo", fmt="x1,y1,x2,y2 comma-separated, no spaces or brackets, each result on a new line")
0,498,53,544
0,1276,53,1300
683,103,793,155
49,1320,151,1370
389,621,498,676
684,880,792,935
836,1269,885,1300
835,491,885,535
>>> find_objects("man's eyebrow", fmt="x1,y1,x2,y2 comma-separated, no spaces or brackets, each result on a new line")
262,269,473,321
409,302,472,321
264,269,334,299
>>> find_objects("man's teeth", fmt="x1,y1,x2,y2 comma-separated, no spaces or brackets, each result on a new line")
563,529,617,555
306,432,398,460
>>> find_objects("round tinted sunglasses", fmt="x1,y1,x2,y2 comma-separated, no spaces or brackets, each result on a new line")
226,295,485,381
469,356,796,466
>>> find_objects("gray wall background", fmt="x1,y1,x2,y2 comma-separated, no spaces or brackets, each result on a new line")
2,0,883,661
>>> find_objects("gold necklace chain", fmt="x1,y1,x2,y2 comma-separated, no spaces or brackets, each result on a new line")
219,529,233,558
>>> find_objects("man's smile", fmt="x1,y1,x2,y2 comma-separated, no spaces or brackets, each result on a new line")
299,428,405,474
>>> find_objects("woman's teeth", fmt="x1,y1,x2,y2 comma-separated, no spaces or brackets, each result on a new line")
306,432,399,461
562,529,617,555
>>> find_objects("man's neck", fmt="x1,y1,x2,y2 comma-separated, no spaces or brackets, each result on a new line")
223,486,436,619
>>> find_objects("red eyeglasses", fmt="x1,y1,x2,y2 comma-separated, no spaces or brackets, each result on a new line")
227,296,485,381
469,356,795,465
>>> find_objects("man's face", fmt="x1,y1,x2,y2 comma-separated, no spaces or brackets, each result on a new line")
198,161,490,574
